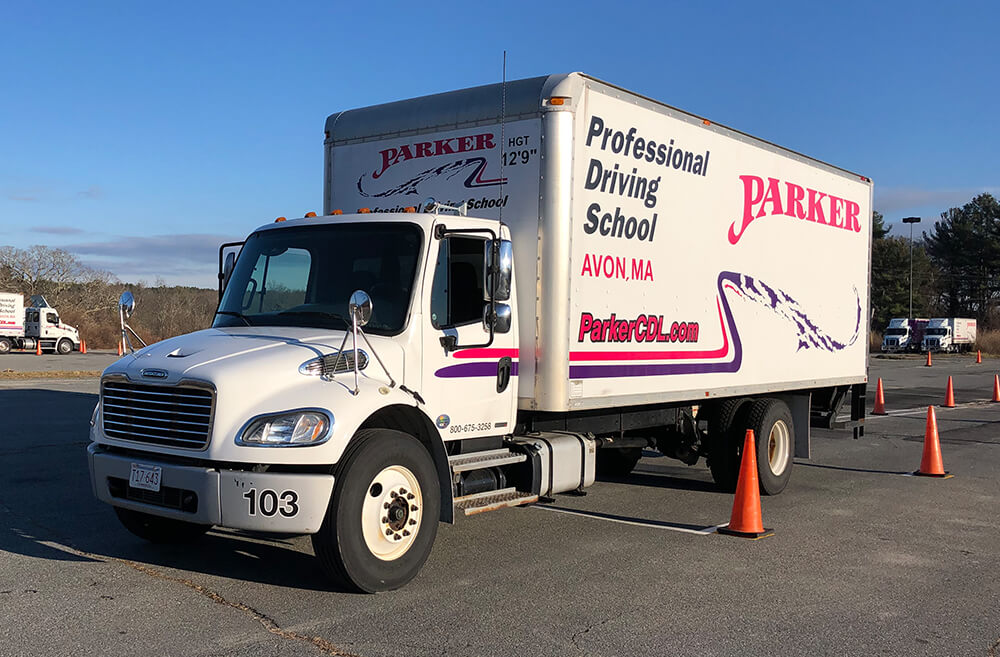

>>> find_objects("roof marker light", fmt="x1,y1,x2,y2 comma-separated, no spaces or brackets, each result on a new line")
331,209,343,215
358,208,371,214
404,206,416,213
275,217,287,222
304,212,317,218
703,119,712,126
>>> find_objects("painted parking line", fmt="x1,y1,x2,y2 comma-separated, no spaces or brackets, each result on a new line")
529,504,725,535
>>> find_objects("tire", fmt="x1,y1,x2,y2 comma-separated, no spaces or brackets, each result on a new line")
745,399,794,496
596,447,642,477
707,398,751,493
57,338,73,355
114,507,210,543
0,338,10,355
311,429,440,593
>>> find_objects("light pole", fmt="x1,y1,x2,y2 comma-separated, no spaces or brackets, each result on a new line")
902,216,921,321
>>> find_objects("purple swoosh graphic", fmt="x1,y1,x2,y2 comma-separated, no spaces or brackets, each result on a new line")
358,157,504,198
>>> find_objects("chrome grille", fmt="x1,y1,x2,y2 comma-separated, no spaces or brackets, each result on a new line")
101,380,214,449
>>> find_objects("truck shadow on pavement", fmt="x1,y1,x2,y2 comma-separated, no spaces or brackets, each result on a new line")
0,387,355,593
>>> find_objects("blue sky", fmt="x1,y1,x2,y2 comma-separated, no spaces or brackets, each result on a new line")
2,1,997,286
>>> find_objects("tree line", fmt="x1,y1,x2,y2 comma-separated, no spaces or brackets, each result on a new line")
0,246,217,349
872,192,1000,331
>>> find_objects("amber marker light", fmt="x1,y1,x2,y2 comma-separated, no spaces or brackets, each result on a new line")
549,96,568,106
358,208,371,213
331,209,343,215
275,217,287,222
703,119,712,126
404,206,416,213
304,211,317,218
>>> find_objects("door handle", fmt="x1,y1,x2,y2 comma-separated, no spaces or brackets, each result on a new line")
496,356,511,393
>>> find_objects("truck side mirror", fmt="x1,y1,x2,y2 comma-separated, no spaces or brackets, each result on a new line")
222,252,236,291
483,303,512,334
119,291,135,319
483,239,512,302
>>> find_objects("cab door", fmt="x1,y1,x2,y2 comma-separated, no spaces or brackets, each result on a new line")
420,225,517,442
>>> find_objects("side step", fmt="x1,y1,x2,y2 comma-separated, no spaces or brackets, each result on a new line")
448,448,527,473
453,487,538,516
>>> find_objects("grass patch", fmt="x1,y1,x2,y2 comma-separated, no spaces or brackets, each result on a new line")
0,370,102,379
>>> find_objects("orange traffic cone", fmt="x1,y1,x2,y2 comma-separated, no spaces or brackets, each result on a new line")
942,376,956,408
117,340,123,356
872,378,888,415
976,350,982,364
718,430,772,539
35,340,42,356
914,406,947,477
993,375,1000,403
80,339,87,354
925,351,932,367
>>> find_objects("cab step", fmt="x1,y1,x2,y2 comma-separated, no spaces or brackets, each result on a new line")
447,448,527,473
453,487,538,516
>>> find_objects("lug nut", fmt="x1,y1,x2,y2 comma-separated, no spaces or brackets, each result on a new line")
410,505,418,512
402,530,410,537
407,493,415,500
390,491,397,498
408,519,417,526
382,516,388,523
399,488,406,495
385,528,393,536
393,533,401,541
383,502,390,509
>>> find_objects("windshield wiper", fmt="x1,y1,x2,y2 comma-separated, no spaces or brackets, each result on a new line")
276,310,349,326
215,310,252,326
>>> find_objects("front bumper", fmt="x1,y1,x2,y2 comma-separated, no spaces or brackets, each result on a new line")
88,444,334,534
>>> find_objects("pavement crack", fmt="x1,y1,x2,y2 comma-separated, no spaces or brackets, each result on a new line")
571,606,641,654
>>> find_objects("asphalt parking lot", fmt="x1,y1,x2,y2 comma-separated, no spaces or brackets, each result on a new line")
1,354,998,656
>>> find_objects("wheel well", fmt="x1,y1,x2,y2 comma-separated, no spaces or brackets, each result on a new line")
358,405,454,523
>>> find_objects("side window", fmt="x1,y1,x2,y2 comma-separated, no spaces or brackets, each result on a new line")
430,237,485,329
244,248,310,313
27,310,39,323
46,313,59,325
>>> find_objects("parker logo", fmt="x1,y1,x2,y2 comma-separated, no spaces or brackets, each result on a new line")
357,132,507,199
373,133,497,179
729,175,862,245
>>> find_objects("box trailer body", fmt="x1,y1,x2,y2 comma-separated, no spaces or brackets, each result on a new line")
881,317,928,352
88,73,872,592
324,73,871,412
0,292,81,354
922,317,976,352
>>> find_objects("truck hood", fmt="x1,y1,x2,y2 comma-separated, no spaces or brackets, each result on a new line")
105,327,403,387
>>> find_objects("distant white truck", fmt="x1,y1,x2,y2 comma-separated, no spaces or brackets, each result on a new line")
921,317,976,353
0,293,81,355
881,317,928,352
88,73,872,592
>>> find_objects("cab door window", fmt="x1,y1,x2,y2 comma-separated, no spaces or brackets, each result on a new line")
430,237,485,329
46,312,59,325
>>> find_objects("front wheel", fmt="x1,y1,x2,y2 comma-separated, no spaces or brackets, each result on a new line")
57,338,73,355
311,429,440,593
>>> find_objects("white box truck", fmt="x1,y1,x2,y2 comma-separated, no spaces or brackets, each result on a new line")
0,292,81,354
921,317,976,352
881,317,928,352
88,73,872,591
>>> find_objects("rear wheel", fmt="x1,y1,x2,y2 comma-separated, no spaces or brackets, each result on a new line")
0,338,10,355
311,429,440,593
113,507,210,543
745,399,794,495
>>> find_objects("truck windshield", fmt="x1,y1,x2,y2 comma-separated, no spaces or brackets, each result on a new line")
926,328,948,336
215,222,423,335
885,328,908,336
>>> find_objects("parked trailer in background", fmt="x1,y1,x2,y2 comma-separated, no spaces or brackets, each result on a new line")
88,73,872,592
922,317,976,352
0,292,81,354
881,317,928,352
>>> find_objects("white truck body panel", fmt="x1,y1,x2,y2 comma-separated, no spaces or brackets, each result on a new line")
325,73,872,412
0,293,25,337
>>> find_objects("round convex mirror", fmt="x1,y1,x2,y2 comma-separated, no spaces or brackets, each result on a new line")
349,290,373,327
119,291,136,319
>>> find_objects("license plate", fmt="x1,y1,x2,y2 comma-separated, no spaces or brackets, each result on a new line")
129,463,162,492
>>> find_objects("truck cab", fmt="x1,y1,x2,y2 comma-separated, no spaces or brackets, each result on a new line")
881,318,926,352
25,305,81,354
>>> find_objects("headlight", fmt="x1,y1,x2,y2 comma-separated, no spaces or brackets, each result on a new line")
238,410,332,447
